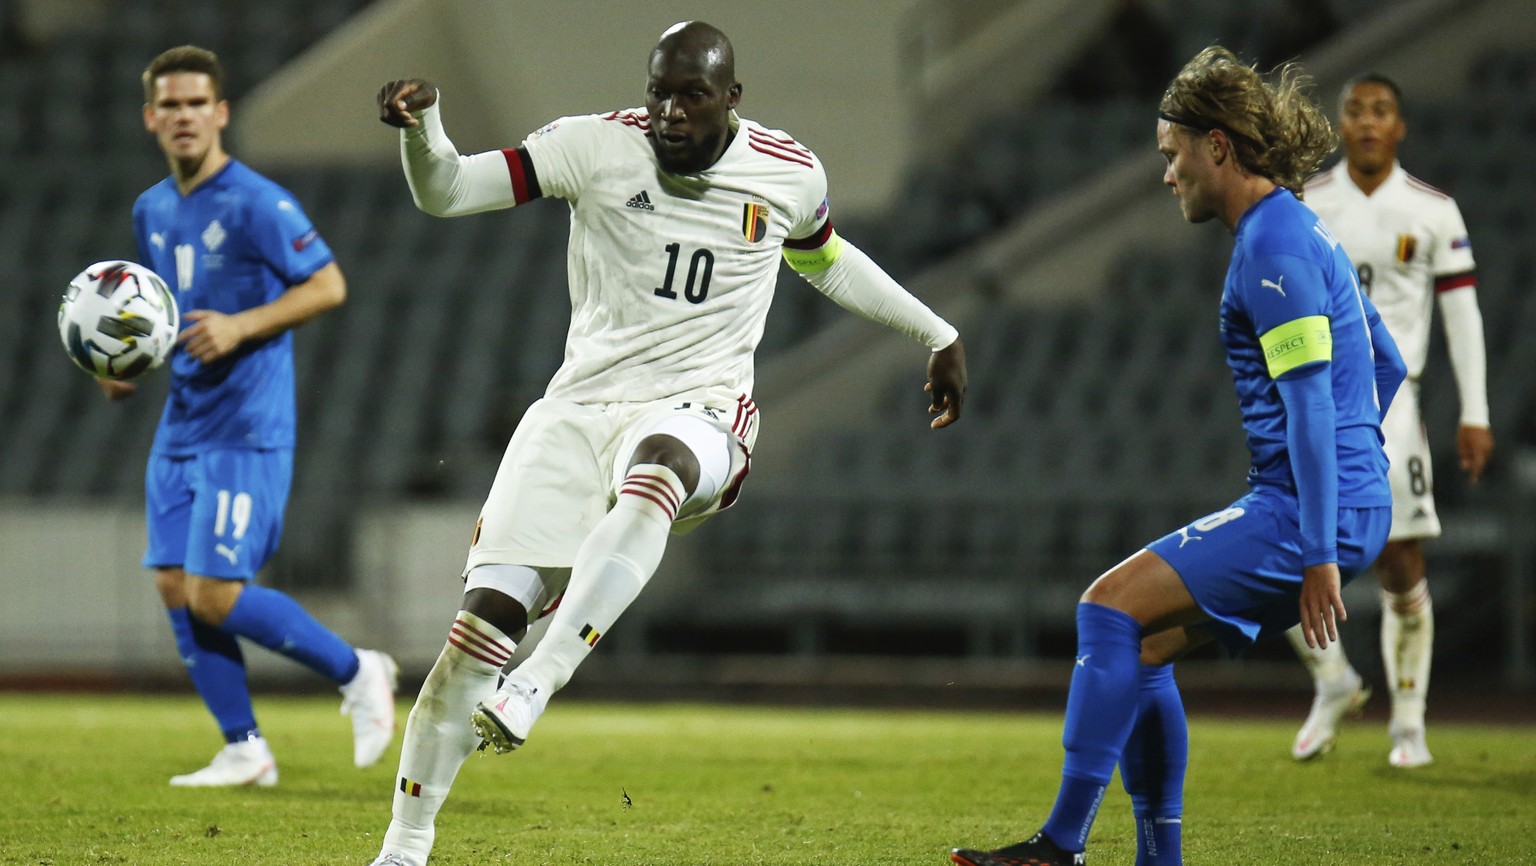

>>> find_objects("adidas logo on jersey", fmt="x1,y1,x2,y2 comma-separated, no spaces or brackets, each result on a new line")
625,190,655,211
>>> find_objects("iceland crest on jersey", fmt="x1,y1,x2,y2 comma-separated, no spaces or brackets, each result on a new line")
201,219,227,252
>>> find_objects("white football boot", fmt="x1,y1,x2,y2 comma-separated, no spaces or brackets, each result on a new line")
341,649,400,767
170,736,278,787
470,679,549,754
1291,671,1371,760
368,853,418,866
1388,722,1433,768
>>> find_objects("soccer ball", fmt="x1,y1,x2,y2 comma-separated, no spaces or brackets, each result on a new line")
58,260,179,380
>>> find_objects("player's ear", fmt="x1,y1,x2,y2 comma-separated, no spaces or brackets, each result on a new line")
215,99,231,130
142,103,155,133
727,82,742,110
1208,129,1228,166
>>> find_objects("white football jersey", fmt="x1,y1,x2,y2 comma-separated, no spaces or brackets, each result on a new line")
512,109,828,404
1303,161,1476,377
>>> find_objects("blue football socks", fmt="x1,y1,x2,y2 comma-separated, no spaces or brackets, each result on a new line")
1121,663,1187,866
222,584,360,684
167,606,259,743
1041,602,1144,851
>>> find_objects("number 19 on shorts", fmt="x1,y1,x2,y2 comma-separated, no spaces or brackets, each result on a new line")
214,489,253,541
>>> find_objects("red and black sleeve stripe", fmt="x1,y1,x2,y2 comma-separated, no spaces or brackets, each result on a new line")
1434,269,1477,293
783,220,834,250
500,146,543,205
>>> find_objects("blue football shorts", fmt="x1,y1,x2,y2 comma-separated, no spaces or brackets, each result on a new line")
1146,488,1391,654
143,448,293,580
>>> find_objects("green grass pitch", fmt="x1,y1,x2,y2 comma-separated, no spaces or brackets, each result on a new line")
3,693,1533,865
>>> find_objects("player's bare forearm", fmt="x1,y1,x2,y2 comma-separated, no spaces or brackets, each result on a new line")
179,262,346,363
1457,423,1494,484
378,79,439,128
925,337,967,429
1297,561,1345,649
240,261,346,340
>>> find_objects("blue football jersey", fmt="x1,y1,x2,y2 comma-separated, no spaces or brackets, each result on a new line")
132,160,333,454
1219,188,1391,506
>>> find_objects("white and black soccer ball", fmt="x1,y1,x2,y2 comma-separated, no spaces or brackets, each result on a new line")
58,260,179,380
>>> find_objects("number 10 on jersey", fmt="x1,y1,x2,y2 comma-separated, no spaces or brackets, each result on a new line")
654,243,714,304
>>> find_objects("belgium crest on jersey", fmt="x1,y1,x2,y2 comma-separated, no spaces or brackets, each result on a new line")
1395,233,1417,263
742,202,770,244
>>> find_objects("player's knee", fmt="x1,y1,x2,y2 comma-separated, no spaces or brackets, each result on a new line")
1375,539,1424,592
154,568,188,609
1140,627,1204,665
462,587,530,641
1080,572,1129,608
184,576,242,626
628,433,700,495
1140,640,1174,666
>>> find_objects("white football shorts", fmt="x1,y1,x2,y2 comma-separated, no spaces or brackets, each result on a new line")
1381,381,1440,541
465,389,758,573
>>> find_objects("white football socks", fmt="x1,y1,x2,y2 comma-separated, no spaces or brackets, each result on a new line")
1381,578,1433,730
1285,623,1357,694
512,464,681,698
383,611,516,863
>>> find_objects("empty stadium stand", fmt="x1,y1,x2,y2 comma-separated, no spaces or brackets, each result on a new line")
1,1,1529,680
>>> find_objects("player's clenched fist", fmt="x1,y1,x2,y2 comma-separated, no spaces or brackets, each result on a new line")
377,79,438,127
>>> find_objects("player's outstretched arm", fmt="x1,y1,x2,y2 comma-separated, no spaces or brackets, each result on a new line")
377,78,438,128
382,82,523,217
785,231,962,428
926,338,966,428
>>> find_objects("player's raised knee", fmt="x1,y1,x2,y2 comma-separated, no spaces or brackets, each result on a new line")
628,433,701,496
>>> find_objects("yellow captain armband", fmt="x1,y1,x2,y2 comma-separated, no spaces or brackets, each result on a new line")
1259,315,1332,378
782,229,845,274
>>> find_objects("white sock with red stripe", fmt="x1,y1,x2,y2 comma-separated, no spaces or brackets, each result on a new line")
383,610,515,864
1381,578,1433,730
514,463,681,698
